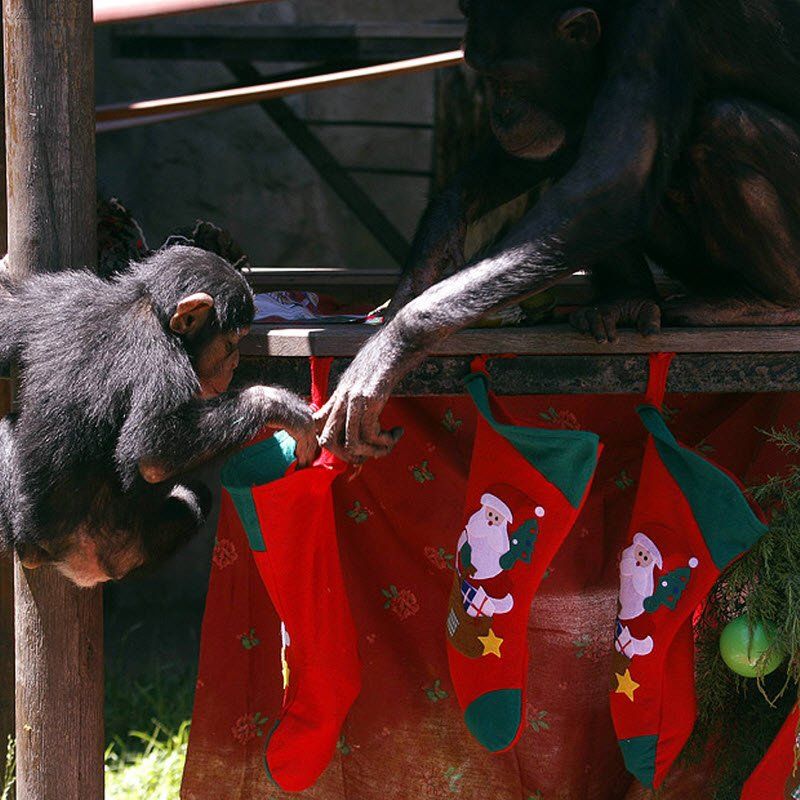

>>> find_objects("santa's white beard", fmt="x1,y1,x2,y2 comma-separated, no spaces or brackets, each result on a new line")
618,552,655,620
467,511,509,554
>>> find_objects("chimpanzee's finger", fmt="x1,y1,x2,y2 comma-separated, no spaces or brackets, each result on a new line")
603,311,619,343
312,399,332,432
344,397,365,455
294,429,318,468
361,407,403,450
587,308,608,343
638,302,662,337
318,398,348,460
343,400,394,459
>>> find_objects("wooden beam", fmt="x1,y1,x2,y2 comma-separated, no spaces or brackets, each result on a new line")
4,1,104,799
95,50,464,130
94,0,270,25
240,323,800,358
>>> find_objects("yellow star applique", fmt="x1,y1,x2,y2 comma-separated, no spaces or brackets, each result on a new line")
478,629,503,658
615,669,640,702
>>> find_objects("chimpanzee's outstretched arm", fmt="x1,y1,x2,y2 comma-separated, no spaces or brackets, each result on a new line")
389,139,570,314
115,385,315,488
316,3,695,461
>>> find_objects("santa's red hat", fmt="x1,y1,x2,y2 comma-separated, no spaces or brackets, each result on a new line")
480,484,545,527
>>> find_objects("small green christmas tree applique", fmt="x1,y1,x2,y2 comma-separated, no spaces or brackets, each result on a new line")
238,628,261,650
409,460,435,483
499,517,539,569
643,559,698,612
614,469,635,490
442,409,463,433
424,679,449,703
346,500,372,524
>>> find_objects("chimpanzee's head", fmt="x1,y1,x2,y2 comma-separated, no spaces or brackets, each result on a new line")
461,0,607,159
130,245,256,399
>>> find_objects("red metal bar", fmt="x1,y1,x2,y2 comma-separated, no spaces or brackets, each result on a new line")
96,50,464,132
94,0,271,25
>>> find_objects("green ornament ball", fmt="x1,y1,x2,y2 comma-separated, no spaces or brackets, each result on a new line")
719,616,783,678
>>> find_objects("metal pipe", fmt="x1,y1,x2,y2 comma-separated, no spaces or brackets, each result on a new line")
94,0,270,25
96,50,464,131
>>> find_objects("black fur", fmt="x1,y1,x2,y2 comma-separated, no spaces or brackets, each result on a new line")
0,245,311,580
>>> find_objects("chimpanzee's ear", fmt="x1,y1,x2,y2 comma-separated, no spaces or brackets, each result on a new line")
170,292,214,337
17,542,53,569
556,7,601,47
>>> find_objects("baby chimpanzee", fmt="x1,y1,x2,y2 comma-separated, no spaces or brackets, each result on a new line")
0,245,315,587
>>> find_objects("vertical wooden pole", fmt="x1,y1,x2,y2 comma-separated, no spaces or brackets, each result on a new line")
4,2,103,799
0,10,11,763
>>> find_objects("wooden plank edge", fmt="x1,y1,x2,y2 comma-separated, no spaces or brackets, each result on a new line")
241,324,800,357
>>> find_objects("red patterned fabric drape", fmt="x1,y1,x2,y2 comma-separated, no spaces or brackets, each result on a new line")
182,390,800,800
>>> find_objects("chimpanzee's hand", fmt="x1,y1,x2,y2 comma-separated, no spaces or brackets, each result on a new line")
313,336,404,462
569,297,661,343
243,386,318,467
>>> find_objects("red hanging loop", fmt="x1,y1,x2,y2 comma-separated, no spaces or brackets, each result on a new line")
469,353,517,376
310,356,334,411
645,352,675,409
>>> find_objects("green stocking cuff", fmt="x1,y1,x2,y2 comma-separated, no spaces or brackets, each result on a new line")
465,373,600,508
637,405,767,569
220,431,297,552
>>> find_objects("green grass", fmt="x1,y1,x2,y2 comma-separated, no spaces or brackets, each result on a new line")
104,656,195,800
105,720,190,800
2,736,14,800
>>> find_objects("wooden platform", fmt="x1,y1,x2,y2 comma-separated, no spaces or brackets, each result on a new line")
238,324,800,395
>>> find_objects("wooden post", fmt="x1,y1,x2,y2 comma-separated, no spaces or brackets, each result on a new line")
4,1,103,799
0,12,11,762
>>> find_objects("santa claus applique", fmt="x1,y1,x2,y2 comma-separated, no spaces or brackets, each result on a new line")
614,531,700,661
447,484,545,658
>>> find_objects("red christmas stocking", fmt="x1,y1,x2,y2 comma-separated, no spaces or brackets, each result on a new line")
220,362,360,792
741,705,800,799
610,353,768,790
446,368,602,752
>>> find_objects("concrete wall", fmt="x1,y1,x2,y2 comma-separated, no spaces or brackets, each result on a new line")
96,0,459,270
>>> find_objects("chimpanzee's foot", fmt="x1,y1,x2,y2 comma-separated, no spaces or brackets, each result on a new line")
661,295,800,326
570,297,661,343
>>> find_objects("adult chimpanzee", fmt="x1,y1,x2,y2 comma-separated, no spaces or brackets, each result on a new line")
0,245,316,587
315,0,800,460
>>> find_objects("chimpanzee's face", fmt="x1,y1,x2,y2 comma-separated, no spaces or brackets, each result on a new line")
193,327,250,399
461,0,603,159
